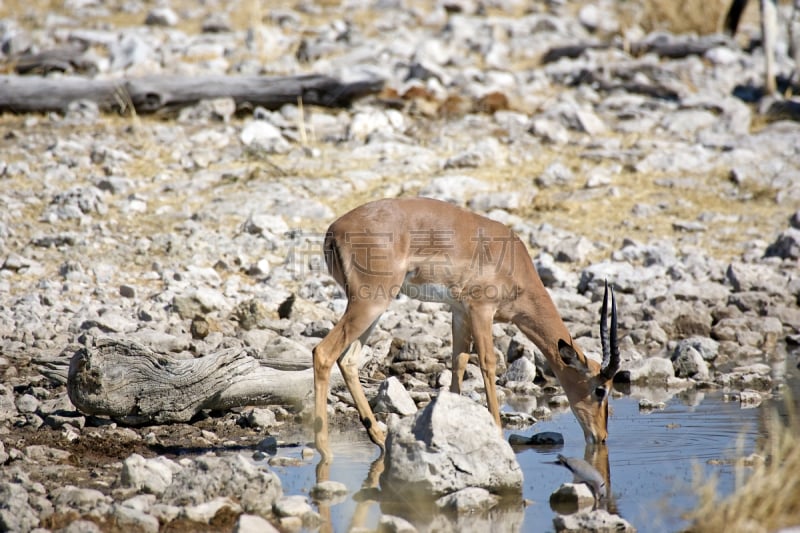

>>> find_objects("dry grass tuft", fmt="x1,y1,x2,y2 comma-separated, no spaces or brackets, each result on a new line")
686,397,800,532
617,0,753,35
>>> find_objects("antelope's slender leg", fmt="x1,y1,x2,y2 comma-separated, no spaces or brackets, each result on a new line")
313,303,387,461
469,303,502,430
790,0,800,87
761,0,779,94
450,307,472,393
450,353,470,394
337,317,384,445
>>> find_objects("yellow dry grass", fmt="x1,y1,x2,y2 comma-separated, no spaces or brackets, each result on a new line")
686,397,800,532
0,0,756,37
618,0,738,35
620,0,800,36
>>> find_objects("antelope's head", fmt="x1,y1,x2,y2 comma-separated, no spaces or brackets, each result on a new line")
556,281,620,444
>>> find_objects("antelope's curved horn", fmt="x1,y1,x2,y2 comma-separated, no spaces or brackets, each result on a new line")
600,280,620,380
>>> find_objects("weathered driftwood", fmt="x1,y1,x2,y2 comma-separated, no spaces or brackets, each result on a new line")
13,44,95,75
542,35,734,65
0,73,383,114
568,69,680,101
627,35,733,59
541,43,611,64
67,338,341,424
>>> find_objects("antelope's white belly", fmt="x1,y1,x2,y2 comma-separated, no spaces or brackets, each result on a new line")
399,277,459,306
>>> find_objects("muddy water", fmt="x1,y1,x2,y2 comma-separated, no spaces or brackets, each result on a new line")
272,391,763,532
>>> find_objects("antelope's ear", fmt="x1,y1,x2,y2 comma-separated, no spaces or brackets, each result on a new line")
558,339,583,369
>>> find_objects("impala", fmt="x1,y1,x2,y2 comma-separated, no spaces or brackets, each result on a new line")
312,197,619,458
724,0,800,95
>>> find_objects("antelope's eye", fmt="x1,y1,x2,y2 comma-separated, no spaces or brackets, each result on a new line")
594,386,607,400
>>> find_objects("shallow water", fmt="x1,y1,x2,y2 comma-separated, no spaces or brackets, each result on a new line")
272,391,763,532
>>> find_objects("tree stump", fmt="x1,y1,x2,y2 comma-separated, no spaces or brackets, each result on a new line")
67,338,340,424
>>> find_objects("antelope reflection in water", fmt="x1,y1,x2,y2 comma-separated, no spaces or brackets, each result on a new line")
313,436,618,531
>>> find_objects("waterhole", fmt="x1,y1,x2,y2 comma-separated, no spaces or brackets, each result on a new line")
269,391,764,532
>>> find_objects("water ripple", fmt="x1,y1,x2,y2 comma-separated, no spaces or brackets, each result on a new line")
276,391,765,533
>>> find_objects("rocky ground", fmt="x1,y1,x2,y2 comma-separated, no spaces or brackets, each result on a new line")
1,0,800,531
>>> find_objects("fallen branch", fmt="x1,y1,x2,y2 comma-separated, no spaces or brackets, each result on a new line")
569,69,680,101
541,34,735,64
0,73,383,114
627,34,733,59
67,338,341,424
541,43,611,64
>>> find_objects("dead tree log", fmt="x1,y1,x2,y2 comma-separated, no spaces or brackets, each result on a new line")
541,43,611,63
67,338,342,424
627,34,734,59
541,35,735,65
0,73,383,114
13,44,94,75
